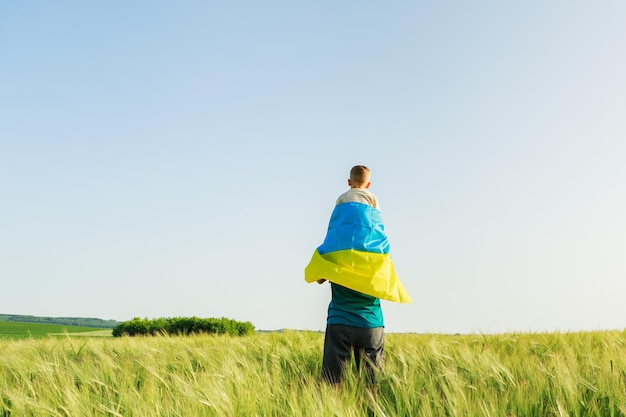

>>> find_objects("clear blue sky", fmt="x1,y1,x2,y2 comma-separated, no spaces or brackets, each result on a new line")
2,2,625,333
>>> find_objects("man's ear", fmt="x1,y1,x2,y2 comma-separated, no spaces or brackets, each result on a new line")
348,179,352,187
365,181,371,189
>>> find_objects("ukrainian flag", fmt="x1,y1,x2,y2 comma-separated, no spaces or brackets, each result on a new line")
305,202,412,303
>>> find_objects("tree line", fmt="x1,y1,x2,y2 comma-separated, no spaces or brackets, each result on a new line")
112,316,255,337
0,314,118,329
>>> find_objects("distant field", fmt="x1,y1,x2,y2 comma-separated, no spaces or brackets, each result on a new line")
0,321,111,339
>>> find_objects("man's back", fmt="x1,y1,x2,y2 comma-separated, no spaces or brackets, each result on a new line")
327,282,384,328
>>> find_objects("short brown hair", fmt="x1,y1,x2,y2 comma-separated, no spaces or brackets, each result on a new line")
350,165,371,186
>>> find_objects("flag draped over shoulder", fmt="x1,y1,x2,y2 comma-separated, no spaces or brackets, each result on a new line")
305,202,412,303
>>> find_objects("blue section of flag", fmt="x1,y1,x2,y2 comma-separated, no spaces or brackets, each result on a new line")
317,202,390,255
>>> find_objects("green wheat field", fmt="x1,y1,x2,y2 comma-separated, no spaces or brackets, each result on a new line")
1,330,626,416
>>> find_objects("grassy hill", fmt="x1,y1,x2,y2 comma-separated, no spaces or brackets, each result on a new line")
0,320,111,339
0,314,118,339
0,313,118,328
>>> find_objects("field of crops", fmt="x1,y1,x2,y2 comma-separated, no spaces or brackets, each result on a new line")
1,330,625,416
0,321,110,339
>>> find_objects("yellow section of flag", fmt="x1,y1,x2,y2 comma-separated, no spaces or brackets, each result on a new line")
305,249,412,304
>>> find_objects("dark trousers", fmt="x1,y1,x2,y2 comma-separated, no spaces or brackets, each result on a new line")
322,324,384,383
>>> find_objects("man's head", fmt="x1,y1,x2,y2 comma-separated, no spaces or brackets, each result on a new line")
348,165,371,189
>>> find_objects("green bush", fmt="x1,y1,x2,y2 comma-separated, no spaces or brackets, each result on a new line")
112,317,255,337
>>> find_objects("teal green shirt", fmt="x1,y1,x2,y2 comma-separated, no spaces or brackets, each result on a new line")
327,283,384,328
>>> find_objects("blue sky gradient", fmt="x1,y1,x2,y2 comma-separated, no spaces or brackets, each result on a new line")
2,2,625,333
